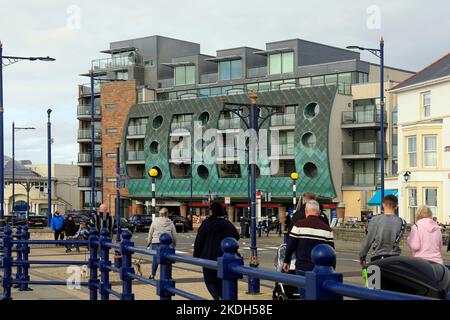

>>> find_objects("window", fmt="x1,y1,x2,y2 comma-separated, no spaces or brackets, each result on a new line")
424,188,438,218
219,59,242,81
423,135,437,167
407,136,417,167
116,71,129,80
106,178,117,183
106,128,118,134
175,65,196,86
269,51,294,75
324,74,338,84
358,72,369,83
311,76,324,86
106,153,116,158
408,188,417,223
105,104,117,109
422,92,431,117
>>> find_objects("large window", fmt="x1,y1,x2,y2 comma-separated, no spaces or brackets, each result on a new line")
175,65,196,86
116,71,129,80
407,136,417,167
269,52,294,75
423,135,437,167
422,92,431,117
219,59,242,81
424,188,438,218
408,188,417,223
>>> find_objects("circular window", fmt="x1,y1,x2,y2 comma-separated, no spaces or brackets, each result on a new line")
150,141,159,154
153,116,163,129
301,132,317,148
304,102,320,119
151,166,163,179
303,162,318,178
197,165,209,179
198,112,210,126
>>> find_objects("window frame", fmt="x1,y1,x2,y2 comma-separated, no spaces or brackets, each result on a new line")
407,136,417,168
174,65,196,86
423,187,438,218
268,51,294,75
423,134,437,167
421,91,431,118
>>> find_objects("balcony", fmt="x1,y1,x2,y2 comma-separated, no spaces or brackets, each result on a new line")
77,105,101,120
127,125,146,138
170,121,192,134
127,150,145,163
247,66,267,78
342,173,380,189
270,114,296,127
158,78,174,89
200,73,218,84
77,129,102,142
91,54,142,71
341,107,387,129
218,118,241,130
217,147,239,160
80,83,101,96
270,144,295,158
78,177,102,188
77,151,102,165
342,141,381,159
170,148,191,163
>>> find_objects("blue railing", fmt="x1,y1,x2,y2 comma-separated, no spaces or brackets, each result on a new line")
0,225,448,300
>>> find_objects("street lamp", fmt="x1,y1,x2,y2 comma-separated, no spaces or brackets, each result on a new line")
47,109,52,226
148,168,158,220
403,171,411,183
0,41,55,228
220,91,296,294
347,37,385,204
115,142,122,268
11,122,35,217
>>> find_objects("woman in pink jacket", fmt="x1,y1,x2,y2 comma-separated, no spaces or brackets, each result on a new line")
407,205,444,264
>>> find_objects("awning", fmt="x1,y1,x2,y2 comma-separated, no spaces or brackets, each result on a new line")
368,189,399,206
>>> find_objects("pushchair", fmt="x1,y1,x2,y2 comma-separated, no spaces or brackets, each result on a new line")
272,243,301,300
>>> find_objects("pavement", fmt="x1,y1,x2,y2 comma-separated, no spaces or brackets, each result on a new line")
7,231,450,300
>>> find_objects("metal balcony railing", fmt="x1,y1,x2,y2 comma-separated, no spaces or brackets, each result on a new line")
171,148,191,160
271,144,295,156
80,83,101,95
78,151,102,163
200,73,218,84
77,129,102,140
158,78,174,89
77,105,101,117
78,177,102,188
170,121,192,131
127,151,145,161
342,173,381,187
247,66,267,78
127,125,146,136
218,118,241,130
271,114,296,126
342,141,380,156
91,53,142,71
342,107,387,125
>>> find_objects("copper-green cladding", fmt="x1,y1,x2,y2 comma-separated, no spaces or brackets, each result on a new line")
125,86,338,199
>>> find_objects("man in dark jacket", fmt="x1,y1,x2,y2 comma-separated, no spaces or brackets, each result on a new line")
283,200,335,299
90,204,114,238
193,202,240,300
63,215,78,253
289,192,329,232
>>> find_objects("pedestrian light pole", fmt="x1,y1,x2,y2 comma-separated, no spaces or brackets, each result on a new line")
220,92,296,294
149,168,158,219
11,122,35,214
0,41,55,228
288,172,298,243
47,109,52,226
114,142,122,268
347,37,385,203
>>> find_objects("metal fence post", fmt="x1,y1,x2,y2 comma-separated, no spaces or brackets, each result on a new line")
13,225,23,288
2,226,13,300
156,233,175,300
120,230,134,300
218,237,243,300
20,225,31,291
305,244,343,300
99,228,111,300
88,227,99,300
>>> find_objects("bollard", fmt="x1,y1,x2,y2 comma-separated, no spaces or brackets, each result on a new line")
88,227,100,300
99,228,111,300
218,237,243,300
2,226,13,300
13,226,23,289
19,225,32,291
156,233,175,300
120,230,134,300
304,244,343,300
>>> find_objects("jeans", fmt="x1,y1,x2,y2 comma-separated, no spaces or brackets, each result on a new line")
295,270,306,299
150,244,160,276
203,268,222,300
54,230,64,241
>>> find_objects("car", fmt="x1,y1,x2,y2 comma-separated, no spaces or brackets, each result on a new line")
113,217,135,233
169,215,188,233
28,215,48,228
129,215,152,232
5,212,28,226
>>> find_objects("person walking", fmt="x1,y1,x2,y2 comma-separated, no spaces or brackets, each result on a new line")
407,205,444,264
282,199,335,299
62,215,78,253
147,207,177,280
90,204,114,238
50,211,65,241
359,195,406,265
193,202,240,300
289,192,329,232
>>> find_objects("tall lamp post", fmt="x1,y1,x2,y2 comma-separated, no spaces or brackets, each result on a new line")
0,41,55,228
220,92,295,294
347,37,385,203
114,142,122,268
148,168,158,219
11,122,35,215
47,109,52,226
288,172,298,243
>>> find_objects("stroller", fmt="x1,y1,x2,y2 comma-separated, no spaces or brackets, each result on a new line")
272,243,301,300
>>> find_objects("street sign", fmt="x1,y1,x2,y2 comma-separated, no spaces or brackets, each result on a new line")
224,197,231,205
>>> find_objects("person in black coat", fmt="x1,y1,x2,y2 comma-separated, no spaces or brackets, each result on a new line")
193,202,240,300
63,215,78,253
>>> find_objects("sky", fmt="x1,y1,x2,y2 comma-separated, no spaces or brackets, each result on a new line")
0,0,449,164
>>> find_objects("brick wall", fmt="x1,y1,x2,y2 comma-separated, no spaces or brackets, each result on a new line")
100,80,137,216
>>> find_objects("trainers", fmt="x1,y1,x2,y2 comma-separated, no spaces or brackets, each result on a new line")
149,275,155,280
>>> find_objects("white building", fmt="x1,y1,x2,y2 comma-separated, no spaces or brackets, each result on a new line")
391,53,450,224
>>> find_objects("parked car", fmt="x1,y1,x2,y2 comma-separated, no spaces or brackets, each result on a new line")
129,215,152,232
28,215,48,228
113,217,135,234
5,212,27,226
169,215,188,233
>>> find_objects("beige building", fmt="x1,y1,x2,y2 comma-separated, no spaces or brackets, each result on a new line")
3,156,79,215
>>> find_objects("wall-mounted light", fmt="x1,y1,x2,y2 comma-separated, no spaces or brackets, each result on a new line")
403,171,411,183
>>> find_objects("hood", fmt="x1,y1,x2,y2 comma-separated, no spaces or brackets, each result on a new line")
154,217,173,227
416,218,440,233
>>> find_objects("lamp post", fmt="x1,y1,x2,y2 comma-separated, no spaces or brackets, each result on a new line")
47,109,52,226
288,172,298,243
148,168,158,220
347,37,385,204
114,142,121,268
11,122,35,215
220,91,295,294
0,41,55,228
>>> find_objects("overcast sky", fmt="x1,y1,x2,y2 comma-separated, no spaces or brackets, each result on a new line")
1,0,449,164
